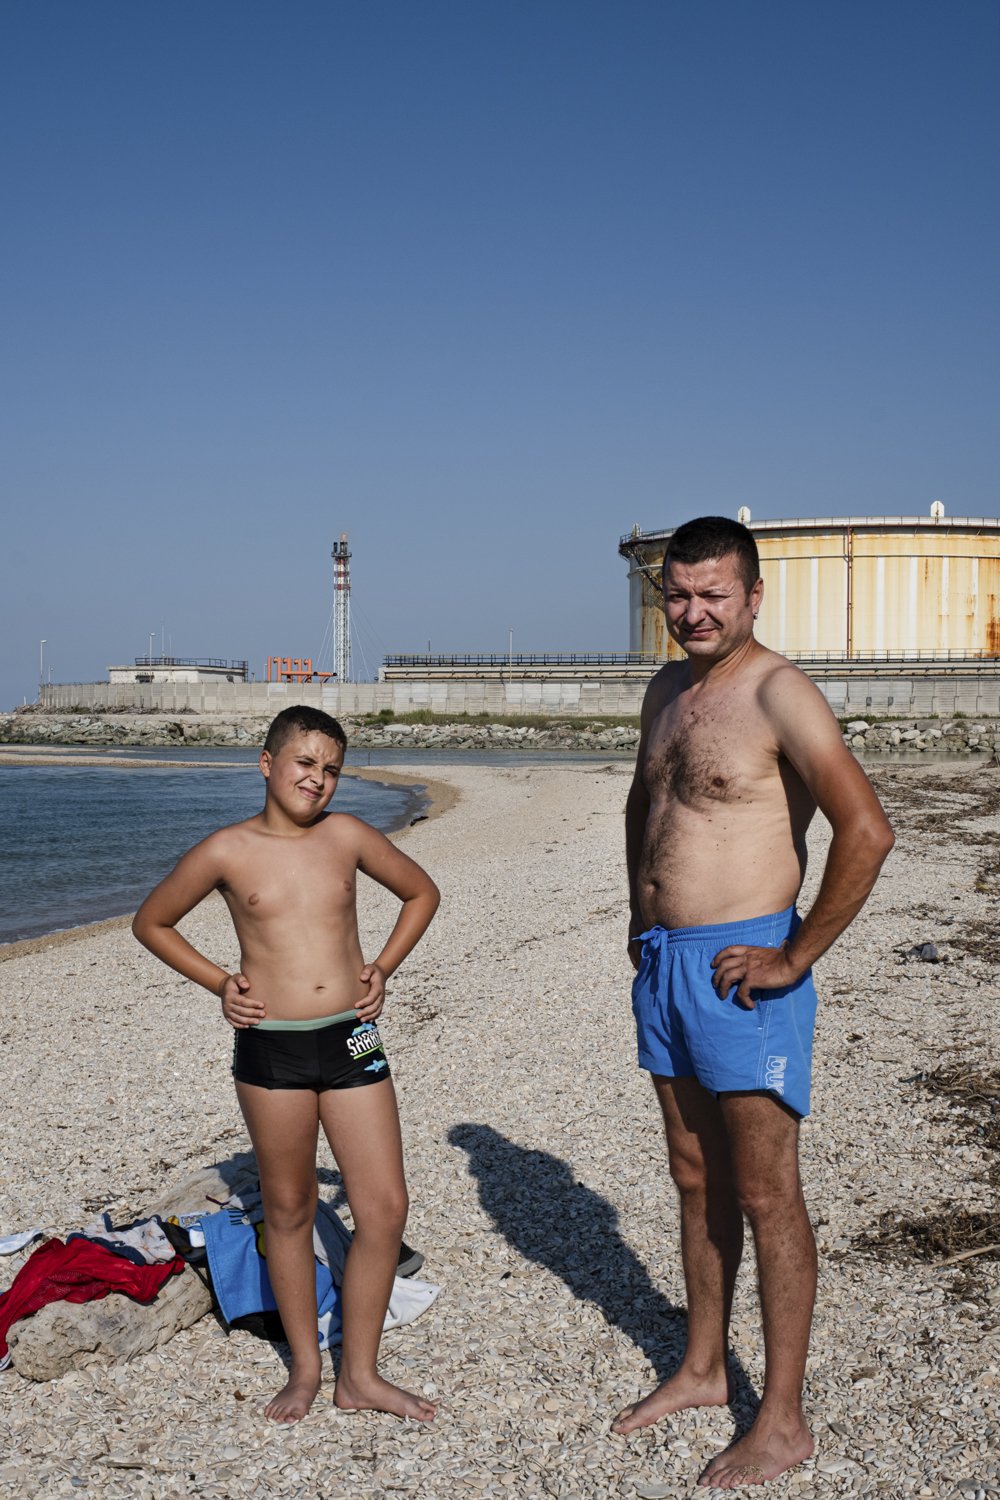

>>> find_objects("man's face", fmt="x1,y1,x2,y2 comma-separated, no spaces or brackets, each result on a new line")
259,730,345,823
662,553,763,663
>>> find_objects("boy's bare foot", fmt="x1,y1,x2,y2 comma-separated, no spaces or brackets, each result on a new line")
698,1413,814,1487
613,1368,730,1434
334,1373,436,1421
264,1370,322,1424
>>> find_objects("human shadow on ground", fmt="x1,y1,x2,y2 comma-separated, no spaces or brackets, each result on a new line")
449,1123,759,1424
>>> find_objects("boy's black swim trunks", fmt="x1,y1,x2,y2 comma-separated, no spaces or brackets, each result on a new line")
231,1011,390,1091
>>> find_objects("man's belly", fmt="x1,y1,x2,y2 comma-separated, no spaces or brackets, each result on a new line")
638,809,805,930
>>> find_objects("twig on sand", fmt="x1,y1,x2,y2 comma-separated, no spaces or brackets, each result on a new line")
934,1243,1000,1268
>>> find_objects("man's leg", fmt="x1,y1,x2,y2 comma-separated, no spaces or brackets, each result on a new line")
614,1075,743,1433
320,1079,436,1421
235,1082,324,1423
698,1091,816,1488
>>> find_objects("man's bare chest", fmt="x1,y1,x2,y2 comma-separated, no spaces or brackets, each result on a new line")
644,701,760,808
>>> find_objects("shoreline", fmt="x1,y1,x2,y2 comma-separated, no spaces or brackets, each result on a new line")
0,756,986,958
7,705,1000,761
0,748,262,768
0,766,457,959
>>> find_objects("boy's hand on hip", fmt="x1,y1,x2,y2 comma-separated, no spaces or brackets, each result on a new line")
219,973,264,1028
356,962,386,1021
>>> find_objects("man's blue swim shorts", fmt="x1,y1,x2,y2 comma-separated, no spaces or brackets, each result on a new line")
631,906,819,1118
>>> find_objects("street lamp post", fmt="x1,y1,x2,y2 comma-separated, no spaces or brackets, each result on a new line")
148,632,155,665
39,639,47,690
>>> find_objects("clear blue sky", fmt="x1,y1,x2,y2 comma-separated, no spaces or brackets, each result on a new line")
2,0,998,707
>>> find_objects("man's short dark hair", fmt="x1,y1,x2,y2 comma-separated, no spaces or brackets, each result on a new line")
662,516,760,595
263,705,347,755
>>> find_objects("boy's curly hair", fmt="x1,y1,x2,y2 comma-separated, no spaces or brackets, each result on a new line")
263,705,347,755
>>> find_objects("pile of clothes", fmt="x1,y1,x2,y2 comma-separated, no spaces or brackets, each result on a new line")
0,1187,438,1371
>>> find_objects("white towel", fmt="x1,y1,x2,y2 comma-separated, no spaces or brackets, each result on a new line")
0,1229,44,1256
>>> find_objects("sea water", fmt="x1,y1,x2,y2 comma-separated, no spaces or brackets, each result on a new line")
0,752,426,945
0,744,631,945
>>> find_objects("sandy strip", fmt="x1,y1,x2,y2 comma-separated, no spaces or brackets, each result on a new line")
0,761,996,1498
0,751,259,768
350,766,461,823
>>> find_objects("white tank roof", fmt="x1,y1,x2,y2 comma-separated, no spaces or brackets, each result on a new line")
621,515,1000,547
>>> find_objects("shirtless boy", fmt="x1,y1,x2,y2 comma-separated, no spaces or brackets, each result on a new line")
133,706,439,1424
616,517,894,1487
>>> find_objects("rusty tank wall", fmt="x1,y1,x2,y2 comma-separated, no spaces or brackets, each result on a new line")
624,521,1000,659
848,533,1000,656
756,529,848,656
627,558,678,659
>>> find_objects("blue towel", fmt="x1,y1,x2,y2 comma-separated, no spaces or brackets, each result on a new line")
200,1208,340,1347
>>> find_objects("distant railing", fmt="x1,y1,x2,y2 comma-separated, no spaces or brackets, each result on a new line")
784,649,999,664
383,649,999,671
383,652,662,668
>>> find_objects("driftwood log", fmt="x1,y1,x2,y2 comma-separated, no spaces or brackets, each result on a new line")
7,1153,259,1381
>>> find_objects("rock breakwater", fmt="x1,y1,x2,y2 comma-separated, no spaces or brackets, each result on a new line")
3,709,999,757
843,717,1000,755
0,710,641,754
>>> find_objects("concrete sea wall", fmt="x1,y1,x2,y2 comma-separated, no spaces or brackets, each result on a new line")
33,668,1000,720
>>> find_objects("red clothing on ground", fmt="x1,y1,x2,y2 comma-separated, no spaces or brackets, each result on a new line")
0,1237,185,1361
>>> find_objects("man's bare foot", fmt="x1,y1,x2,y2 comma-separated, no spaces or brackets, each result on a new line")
264,1370,322,1424
613,1367,730,1434
334,1372,436,1421
698,1413,814,1488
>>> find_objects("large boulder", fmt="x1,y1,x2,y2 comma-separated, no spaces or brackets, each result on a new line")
7,1153,259,1381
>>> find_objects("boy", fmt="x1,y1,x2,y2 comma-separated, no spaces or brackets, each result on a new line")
132,706,440,1424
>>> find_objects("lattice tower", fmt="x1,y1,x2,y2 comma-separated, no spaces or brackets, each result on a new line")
332,533,352,683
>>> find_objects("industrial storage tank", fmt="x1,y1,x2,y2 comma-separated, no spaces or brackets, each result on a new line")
618,510,1000,662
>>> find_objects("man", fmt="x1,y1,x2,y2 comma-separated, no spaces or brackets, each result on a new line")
615,516,893,1488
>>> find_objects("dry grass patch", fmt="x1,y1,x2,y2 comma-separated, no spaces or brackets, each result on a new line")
854,1065,1000,1309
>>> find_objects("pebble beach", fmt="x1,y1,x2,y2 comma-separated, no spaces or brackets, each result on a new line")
0,758,997,1499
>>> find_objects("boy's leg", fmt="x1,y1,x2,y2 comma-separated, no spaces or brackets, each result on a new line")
235,1081,323,1423
319,1078,436,1421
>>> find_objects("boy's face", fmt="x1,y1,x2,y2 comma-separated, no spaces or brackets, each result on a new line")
259,730,345,823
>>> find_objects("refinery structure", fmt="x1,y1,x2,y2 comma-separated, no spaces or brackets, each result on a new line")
40,510,1000,720
109,535,356,692
260,534,353,688
619,508,1000,663
332,533,352,685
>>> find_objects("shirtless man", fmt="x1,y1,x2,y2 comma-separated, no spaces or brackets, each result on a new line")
133,706,439,1424
614,516,894,1487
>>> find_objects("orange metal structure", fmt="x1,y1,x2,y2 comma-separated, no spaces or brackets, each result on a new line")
265,656,335,684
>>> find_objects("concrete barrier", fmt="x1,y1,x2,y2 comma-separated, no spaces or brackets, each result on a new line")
35,668,1000,719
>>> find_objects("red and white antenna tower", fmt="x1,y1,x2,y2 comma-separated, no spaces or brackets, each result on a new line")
332,533,352,683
